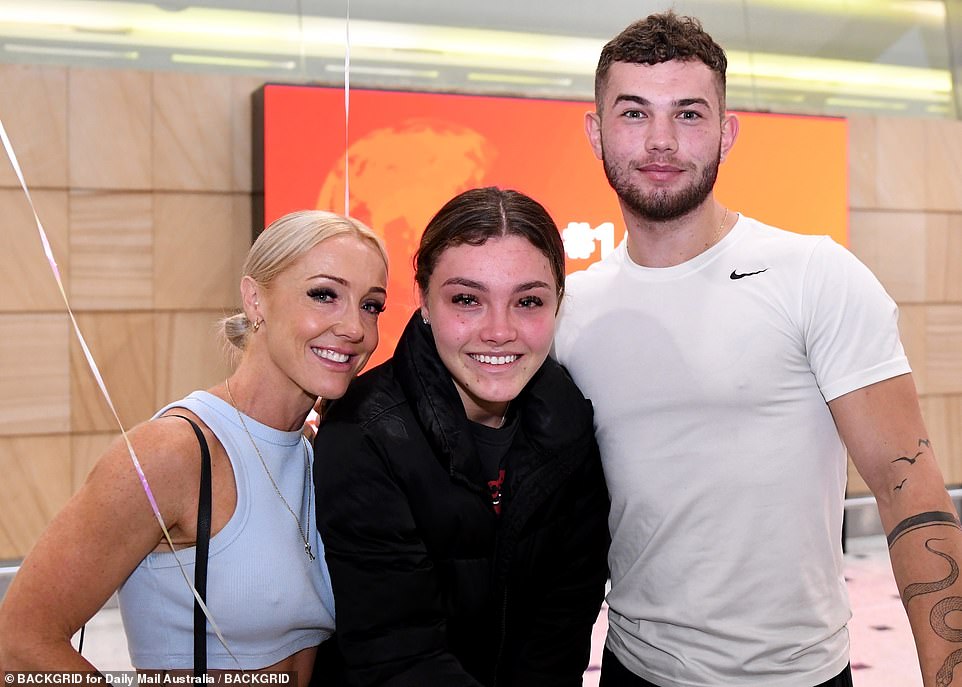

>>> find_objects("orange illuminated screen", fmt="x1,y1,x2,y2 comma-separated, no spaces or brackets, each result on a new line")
259,84,848,367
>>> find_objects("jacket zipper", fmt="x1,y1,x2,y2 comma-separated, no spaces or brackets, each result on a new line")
491,584,508,687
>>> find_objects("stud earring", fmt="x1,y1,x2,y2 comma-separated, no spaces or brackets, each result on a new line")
252,319,262,332
421,316,430,325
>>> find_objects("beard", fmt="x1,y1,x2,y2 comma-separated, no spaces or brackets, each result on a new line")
602,142,721,222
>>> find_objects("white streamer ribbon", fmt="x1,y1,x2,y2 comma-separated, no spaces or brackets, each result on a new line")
0,117,236,665
344,0,351,214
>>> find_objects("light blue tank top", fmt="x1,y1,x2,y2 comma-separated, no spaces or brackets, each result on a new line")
117,391,335,669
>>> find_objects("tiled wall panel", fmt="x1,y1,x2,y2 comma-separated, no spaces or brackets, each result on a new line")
154,311,234,409
0,314,70,436
898,304,928,395
231,76,263,193
153,193,240,310
68,69,152,190
847,114,877,210
849,210,926,303
873,117,927,211
153,73,233,192
921,395,962,486
0,435,72,559
69,311,156,433
924,306,962,396
0,188,70,312
925,213,962,303
0,64,68,189
925,119,962,212
69,191,154,310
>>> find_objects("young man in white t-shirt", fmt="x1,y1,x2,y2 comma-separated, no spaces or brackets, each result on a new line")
553,11,962,687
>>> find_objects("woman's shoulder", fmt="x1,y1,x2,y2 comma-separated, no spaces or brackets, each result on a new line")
316,362,433,476
530,357,590,405
520,358,595,441
89,414,212,501
324,358,409,427
66,413,215,545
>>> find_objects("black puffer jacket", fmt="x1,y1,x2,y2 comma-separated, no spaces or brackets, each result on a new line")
314,312,610,687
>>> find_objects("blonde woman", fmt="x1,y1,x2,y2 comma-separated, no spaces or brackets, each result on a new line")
0,210,387,683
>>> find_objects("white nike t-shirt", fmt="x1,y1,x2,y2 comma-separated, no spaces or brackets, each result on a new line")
554,215,910,687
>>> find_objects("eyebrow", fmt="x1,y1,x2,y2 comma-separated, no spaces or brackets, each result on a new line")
309,273,387,296
442,277,486,290
613,94,712,109
441,277,552,292
517,280,552,291
309,272,347,284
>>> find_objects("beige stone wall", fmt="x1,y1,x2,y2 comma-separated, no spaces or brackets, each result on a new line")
0,65,959,555
847,116,962,495
0,65,259,558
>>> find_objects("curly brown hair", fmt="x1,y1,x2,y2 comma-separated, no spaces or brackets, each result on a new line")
594,11,727,113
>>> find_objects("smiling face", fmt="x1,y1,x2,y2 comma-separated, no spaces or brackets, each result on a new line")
586,60,737,222
246,233,387,403
420,235,559,427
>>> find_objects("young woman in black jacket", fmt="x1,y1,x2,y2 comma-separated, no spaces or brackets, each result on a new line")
314,187,610,687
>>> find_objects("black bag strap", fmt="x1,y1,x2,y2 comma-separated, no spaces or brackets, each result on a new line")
168,413,212,677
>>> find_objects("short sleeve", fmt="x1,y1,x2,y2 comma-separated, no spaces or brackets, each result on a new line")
800,238,911,402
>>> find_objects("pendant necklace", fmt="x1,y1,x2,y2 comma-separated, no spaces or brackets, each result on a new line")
225,378,315,561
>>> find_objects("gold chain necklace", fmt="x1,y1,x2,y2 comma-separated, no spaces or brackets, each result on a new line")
225,379,315,561
710,208,730,248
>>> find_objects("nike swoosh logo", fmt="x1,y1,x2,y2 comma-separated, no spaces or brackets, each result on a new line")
730,268,769,280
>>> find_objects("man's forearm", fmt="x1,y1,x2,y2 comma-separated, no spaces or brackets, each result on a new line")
887,504,962,687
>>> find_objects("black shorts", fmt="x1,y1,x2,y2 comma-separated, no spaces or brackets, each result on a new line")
599,647,853,687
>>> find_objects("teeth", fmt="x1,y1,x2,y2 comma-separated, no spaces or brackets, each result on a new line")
472,354,518,366
314,348,350,363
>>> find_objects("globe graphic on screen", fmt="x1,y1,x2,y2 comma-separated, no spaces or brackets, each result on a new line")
317,118,497,364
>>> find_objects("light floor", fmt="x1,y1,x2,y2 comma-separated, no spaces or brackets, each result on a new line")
76,535,919,685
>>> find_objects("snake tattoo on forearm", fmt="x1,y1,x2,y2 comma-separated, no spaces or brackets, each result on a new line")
888,441,962,684
900,536,962,686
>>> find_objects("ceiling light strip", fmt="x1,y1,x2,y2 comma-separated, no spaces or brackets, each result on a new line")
4,42,138,60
